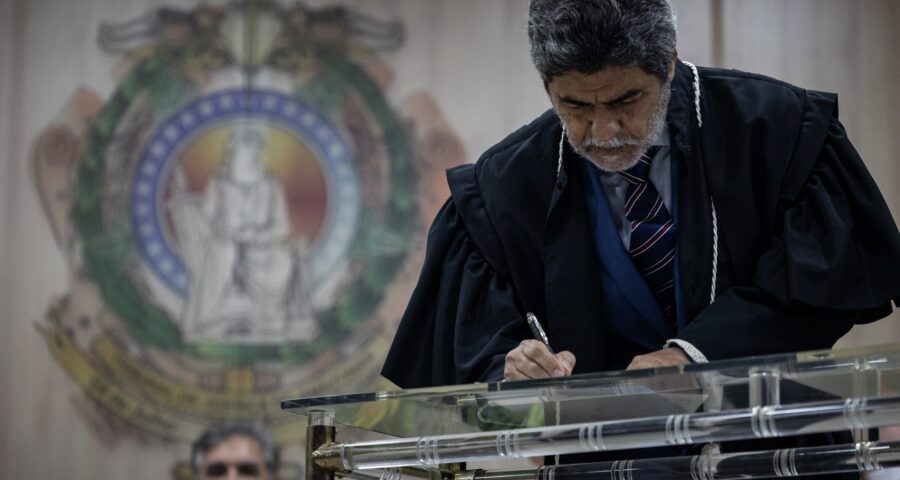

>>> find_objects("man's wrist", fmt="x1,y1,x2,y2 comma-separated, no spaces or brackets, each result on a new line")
664,339,708,364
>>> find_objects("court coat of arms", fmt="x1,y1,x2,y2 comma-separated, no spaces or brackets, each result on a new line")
30,0,465,459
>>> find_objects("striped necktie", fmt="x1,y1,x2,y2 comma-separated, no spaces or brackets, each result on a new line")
619,147,676,319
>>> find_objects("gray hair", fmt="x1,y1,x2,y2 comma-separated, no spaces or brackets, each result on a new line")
528,0,677,83
190,423,280,474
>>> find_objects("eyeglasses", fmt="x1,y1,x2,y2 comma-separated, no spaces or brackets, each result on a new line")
204,461,263,477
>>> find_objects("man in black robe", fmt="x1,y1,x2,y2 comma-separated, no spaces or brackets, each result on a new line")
382,1,900,468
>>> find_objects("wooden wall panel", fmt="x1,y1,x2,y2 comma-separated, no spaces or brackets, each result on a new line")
0,0,15,472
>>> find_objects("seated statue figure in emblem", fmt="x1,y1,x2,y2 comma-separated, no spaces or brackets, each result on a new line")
169,126,318,344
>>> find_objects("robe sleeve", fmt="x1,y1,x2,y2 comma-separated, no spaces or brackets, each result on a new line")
678,115,900,360
381,197,531,389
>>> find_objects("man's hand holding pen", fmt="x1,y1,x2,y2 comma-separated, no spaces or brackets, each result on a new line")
503,339,576,381
503,313,576,381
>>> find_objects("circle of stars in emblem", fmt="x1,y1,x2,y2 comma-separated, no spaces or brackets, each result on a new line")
131,89,361,298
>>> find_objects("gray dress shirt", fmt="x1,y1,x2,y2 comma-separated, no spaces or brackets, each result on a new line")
596,126,672,247
588,125,708,364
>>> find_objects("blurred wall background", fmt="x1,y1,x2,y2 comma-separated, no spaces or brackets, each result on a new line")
0,1,897,479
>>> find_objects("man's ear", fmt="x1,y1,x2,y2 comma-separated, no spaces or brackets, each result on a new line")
667,51,678,81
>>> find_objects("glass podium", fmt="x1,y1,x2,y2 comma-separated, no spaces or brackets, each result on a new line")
282,344,900,480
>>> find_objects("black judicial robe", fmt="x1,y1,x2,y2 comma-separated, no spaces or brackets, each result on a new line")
382,62,900,389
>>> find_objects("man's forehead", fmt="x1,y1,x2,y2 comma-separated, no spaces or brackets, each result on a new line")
549,66,661,100
204,434,266,461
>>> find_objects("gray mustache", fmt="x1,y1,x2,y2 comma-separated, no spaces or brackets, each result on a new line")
582,137,641,148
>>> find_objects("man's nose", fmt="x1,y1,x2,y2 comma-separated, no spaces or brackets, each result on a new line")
589,115,621,142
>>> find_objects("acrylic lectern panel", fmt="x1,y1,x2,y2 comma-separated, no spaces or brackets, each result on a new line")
282,344,899,439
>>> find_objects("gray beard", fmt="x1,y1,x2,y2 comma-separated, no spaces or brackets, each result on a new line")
568,80,672,173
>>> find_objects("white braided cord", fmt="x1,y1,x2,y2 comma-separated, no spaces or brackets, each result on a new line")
709,200,718,304
682,60,717,304
681,60,703,128
557,125,566,179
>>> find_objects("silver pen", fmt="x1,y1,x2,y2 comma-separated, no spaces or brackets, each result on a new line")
525,312,554,354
